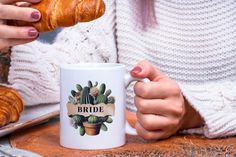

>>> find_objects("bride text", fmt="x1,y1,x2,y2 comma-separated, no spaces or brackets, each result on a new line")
67,103,115,117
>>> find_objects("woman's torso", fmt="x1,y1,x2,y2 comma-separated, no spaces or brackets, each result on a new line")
116,0,236,83
114,0,236,111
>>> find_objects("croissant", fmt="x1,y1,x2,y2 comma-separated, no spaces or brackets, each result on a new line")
11,0,105,32
0,86,24,127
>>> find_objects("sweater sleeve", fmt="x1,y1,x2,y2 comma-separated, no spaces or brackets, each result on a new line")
7,0,117,106
8,41,74,106
178,81,236,138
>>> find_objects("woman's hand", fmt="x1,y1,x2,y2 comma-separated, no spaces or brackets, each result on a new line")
0,0,41,50
131,60,204,140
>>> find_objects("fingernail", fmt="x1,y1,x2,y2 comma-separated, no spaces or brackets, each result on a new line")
28,29,38,37
131,66,142,74
31,11,40,20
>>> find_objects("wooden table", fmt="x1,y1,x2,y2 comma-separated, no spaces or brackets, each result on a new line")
10,114,236,157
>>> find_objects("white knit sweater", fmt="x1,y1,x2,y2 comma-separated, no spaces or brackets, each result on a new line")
8,0,236,138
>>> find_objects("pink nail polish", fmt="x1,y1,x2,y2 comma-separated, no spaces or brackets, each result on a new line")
31,11,40,20
28,29,38,37
131,66,142,74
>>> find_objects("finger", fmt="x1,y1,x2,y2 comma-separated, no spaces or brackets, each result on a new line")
0,0,40,4
134,96,183,117
1,38,36,49
9,38,35,45
134,81,171,99
135,122,166,140
0,4,41,21
0,43,9,50
130,60,166,81
0,25,38,39
134,96,167,114
136,111,170,131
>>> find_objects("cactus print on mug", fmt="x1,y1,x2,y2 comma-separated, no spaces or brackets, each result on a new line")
66,81,115,136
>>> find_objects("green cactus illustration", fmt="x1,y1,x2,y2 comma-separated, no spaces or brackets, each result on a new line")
69,81,115,135
68,96,76,104
97,94,108,104
80,87,89,104
88,115,99,124
76,84,83,91
99,83,106,95
72,115,84,126
106,116,113,123
93,98,98,105
80,126,85,136
101,123,108,131
80,87,94,104
68,96,74,102
71,90,77,97
98,116,108,122
108,96,115,104
88,95,94,104
104,89,111,97
73,124,78,129
94,81,98,87
88,80,93,88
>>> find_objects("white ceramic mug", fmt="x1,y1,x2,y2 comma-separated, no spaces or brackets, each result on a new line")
60,63,139,150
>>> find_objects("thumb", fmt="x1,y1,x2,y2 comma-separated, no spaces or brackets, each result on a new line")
130,60,165,81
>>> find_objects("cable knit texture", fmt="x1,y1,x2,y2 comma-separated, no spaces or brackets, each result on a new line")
8,0,236,138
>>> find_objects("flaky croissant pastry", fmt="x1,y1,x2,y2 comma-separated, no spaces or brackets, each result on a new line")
12,0,105,32
0,86,24,127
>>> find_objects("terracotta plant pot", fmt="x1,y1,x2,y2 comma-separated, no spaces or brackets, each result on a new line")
83,122,102,136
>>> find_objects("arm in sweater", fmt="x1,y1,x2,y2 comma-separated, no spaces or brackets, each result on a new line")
178,81,236,138
7,0,117,106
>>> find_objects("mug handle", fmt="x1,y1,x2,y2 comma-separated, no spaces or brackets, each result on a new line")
124,73,148,135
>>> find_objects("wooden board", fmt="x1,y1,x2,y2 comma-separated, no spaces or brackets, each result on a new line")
10,112,236,157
